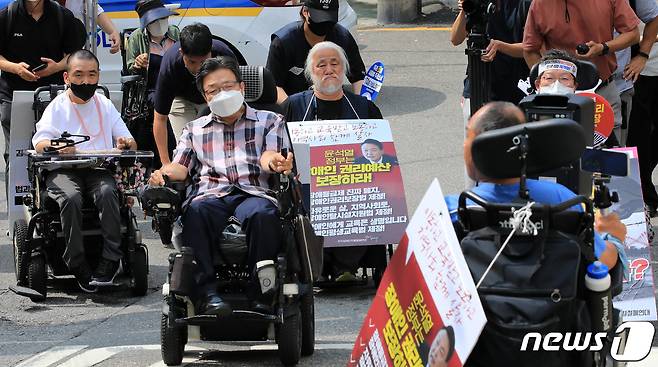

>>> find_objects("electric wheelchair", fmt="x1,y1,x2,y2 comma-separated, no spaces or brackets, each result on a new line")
140,65,322,366
10,85,152,302
454,119,627,367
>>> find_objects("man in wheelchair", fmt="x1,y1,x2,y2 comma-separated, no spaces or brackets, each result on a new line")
147,56,294,316
31,50,137,292
446,101,626,269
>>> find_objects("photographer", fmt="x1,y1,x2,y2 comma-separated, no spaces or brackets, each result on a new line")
523,0,640,145
450,0,529,119
445,102,627,269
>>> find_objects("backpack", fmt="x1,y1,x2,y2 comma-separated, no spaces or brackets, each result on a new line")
4,0,64,43
457,197,598,367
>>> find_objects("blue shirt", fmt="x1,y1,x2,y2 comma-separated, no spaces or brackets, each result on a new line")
445,179,607,258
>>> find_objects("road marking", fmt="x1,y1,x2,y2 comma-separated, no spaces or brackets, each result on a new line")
56,345,160,367
360,27,451,32
15,345,87,367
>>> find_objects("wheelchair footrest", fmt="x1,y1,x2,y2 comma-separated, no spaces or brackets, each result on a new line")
177,310,277,326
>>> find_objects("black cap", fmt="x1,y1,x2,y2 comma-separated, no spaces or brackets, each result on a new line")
135,0,178,29
305,0,339,23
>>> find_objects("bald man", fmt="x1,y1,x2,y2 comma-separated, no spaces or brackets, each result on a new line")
444,101,625,270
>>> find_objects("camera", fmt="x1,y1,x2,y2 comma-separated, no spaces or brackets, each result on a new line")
462,0,496,16
519,93,596,195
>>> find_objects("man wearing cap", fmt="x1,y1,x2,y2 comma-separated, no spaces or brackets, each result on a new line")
266,0,366,104
126,0,180,72
151,22,236,165
125,0,180,168
523,0,640,145
534,49,579,95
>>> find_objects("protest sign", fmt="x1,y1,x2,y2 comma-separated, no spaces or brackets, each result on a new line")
577,92,614,147
288,119,408,247
349,179,486,367
609,148,658,321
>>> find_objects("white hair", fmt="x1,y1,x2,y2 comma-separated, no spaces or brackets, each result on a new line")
304,41,351,83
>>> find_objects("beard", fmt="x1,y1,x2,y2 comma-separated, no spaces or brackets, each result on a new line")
312,74,343,95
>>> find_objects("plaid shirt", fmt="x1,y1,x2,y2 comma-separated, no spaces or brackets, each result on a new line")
173,105,289,206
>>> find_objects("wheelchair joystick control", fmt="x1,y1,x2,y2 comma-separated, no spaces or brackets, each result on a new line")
585,261,613,333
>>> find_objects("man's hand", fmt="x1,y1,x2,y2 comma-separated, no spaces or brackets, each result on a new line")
623,55,647,82
116,137,134,150
14,62,38,82
35,57,63,78
134,53,149,69
481,39,500,62
269,151,294,174
149,169,166,186
57,145,76,155
108,32,121,54
457,0,464,11
576,41,605,60
595,212,627,243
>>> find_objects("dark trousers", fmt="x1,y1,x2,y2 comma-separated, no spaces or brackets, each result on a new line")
46,168,122,269
182,191,281,293
126,107,176,169
325,246,368,275
626,75,658,206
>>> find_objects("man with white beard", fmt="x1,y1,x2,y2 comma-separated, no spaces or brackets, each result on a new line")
283,41,383,282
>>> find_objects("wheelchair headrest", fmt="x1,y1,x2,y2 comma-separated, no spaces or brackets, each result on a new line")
240,66,277,105
471,119,586,179
529,60,599,91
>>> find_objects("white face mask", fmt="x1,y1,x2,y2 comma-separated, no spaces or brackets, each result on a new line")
147,18,169,37
209,90,244,117
538,80,575,95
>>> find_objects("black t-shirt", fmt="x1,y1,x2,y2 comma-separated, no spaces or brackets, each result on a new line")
462,0,529,104
282,94,383,121
153,39,236,115
266,21,366,97
0,0,85,100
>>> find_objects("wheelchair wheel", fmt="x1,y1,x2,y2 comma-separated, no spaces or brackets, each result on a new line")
131,245,149,297
28,255,47,302
300,290,315,356
277,304,302,366
13,220,29,286
160,310,185,366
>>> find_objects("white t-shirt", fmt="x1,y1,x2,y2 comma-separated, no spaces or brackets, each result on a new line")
642,44,658,77
33,92,132,151
65,0,104,24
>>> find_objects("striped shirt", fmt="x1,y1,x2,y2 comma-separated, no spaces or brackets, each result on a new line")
173,105,289,206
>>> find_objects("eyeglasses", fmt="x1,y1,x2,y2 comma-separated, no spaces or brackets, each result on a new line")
204,81,240,97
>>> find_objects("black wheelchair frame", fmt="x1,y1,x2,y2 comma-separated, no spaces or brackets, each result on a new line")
147,169,317,366
11,85,151,302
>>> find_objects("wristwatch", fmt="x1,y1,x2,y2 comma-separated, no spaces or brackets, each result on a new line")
638,51,650,59
600,42,610,56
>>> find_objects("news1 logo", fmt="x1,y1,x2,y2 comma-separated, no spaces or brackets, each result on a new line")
520,321,656,361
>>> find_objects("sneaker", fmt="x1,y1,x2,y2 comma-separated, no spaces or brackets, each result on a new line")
335,271,358,282
71,263,98,293
91,258,121,286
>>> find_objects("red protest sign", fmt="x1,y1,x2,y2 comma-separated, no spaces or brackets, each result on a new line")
349,179,486,367
576,92,614,147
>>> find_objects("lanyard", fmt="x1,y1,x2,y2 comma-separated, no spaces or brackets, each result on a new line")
71,95,104,149
301,93,361,121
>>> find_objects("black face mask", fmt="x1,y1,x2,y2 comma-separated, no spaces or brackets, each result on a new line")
69,83,98,101
308,19,335,36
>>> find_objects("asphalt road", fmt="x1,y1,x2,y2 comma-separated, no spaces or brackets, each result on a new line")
0,25,469,367
1,8,657,367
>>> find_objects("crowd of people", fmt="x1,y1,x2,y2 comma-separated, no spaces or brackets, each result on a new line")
451,0,658,216
0,0,645,323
